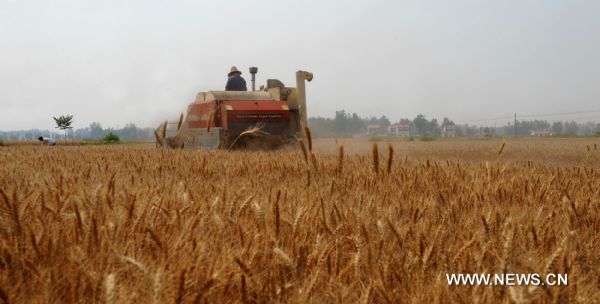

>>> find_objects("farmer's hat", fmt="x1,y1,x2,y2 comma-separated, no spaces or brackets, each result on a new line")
228,66,242,76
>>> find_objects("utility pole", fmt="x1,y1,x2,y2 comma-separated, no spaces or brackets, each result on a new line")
514,113,517,137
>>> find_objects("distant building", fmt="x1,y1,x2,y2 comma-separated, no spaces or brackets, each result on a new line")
367,124,383,136
530,129,551,137
441,123,456,137
481,127,494,137
388,123,410,137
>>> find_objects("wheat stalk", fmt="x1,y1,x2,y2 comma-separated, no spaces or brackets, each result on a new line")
175,269,186,304
161,120,167,147
105,273,115,304
3,134,599,303
228,125,268,150
119,255,148,274
371,143,379,174
273,247,294,266
240,274,248,304
153,130,163,147
299,140,308,163
310,152,318,172
177,113,184,131
337,145,344,174
273,190,281,237
498,141,506,155
386,144,393,174
304,126,313,151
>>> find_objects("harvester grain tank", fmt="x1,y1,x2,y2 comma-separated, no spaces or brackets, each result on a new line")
155,69,313,149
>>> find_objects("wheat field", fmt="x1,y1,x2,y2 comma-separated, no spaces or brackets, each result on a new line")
0,138,599,303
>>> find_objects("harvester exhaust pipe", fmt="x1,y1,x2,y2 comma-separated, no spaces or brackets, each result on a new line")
249,66,258,91
296,70,313,131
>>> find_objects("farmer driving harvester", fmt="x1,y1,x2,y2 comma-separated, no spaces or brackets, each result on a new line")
225,66,247,91
155,66,313,149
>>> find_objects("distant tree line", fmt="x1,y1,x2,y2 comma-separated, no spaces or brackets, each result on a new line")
0,122,154,141
307,110,600,138
2,114,600,140
308,110,385,137
459,120,600,137
308,111,456,137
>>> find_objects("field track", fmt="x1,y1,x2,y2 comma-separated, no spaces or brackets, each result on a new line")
0,138,599,303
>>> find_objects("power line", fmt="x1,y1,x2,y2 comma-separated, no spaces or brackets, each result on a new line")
456,109,600,124
549,114,600,122
518,109,600,118
456,115,514,124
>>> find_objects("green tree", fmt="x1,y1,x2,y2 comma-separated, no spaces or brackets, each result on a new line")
334,110,349,135
551,121,563,134
413,114,429,136
378,115,391,132
53,115,74,140
563,121,578,135
430,118,441,136
102,132,120,144
89,122,104,139
349,113,365,135
121,123,139,140
442,117,454,126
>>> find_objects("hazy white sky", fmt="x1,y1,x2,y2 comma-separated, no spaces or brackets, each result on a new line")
1,0,599,130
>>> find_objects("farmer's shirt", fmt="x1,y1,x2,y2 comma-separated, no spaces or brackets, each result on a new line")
225,75,247,91
43,137,56,145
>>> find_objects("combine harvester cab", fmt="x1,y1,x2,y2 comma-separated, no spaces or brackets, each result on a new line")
156,69,313,150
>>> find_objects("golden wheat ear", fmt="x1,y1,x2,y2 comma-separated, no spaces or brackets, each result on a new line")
161,120,168,147
386,144,393,174
498,141,506,155
228,124,268,150
371,143,379,174
153,130,162,147
298,140,308,163
303,126,313,151
337,144,344,174
177,112,184,131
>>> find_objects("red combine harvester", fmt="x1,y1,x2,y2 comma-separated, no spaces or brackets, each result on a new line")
155,69,313,149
